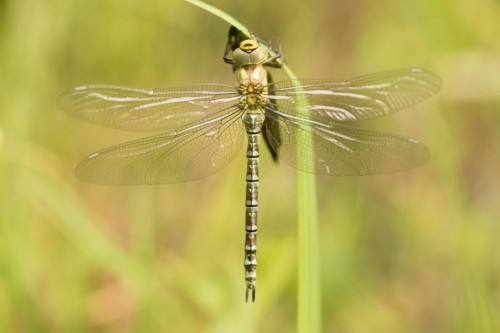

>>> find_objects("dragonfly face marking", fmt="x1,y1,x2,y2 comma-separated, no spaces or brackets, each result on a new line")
239,39,259,52
58,25,441,303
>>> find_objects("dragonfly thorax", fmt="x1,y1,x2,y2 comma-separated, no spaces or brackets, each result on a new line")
238,81,268,112
235,63,269,113
234,63,268,86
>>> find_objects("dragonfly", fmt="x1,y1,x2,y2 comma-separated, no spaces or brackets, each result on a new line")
57,26,441,302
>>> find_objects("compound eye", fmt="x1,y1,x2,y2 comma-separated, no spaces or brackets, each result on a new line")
239,39,259,52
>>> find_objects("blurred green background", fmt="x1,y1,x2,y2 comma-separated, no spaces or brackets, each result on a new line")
1,0,499,332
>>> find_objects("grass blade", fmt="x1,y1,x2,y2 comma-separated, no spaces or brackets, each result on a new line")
185,0,250,35
282,66,321,333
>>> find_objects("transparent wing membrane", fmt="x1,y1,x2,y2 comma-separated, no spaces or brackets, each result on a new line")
57,84,239,131
75,108,244,185
268,68,441,122
264,112,429,175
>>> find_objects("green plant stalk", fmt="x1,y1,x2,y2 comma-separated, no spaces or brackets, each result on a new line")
185,0,250,35
186,1,321,331
281,68,321,333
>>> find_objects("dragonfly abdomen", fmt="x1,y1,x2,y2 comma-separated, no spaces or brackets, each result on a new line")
243,112,264,302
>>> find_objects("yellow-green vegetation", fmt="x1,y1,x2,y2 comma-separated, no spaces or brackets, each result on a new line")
1,0,499,332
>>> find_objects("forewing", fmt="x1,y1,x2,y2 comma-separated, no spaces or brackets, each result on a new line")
75,108,244,185
268,68,441,122
264,112,429,176
57,84,239,131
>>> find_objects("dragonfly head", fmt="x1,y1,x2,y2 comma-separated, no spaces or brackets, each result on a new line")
232,39,270,66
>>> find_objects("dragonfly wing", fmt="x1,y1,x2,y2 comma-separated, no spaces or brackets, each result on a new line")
76,108,244,184
57,84,239,131
264,111,429,176
268,68,441,122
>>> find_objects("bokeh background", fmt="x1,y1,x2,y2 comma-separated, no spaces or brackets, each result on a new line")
1,0,499,332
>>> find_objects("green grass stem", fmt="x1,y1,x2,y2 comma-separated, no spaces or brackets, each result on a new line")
185,0,251,36
281,67,321,333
